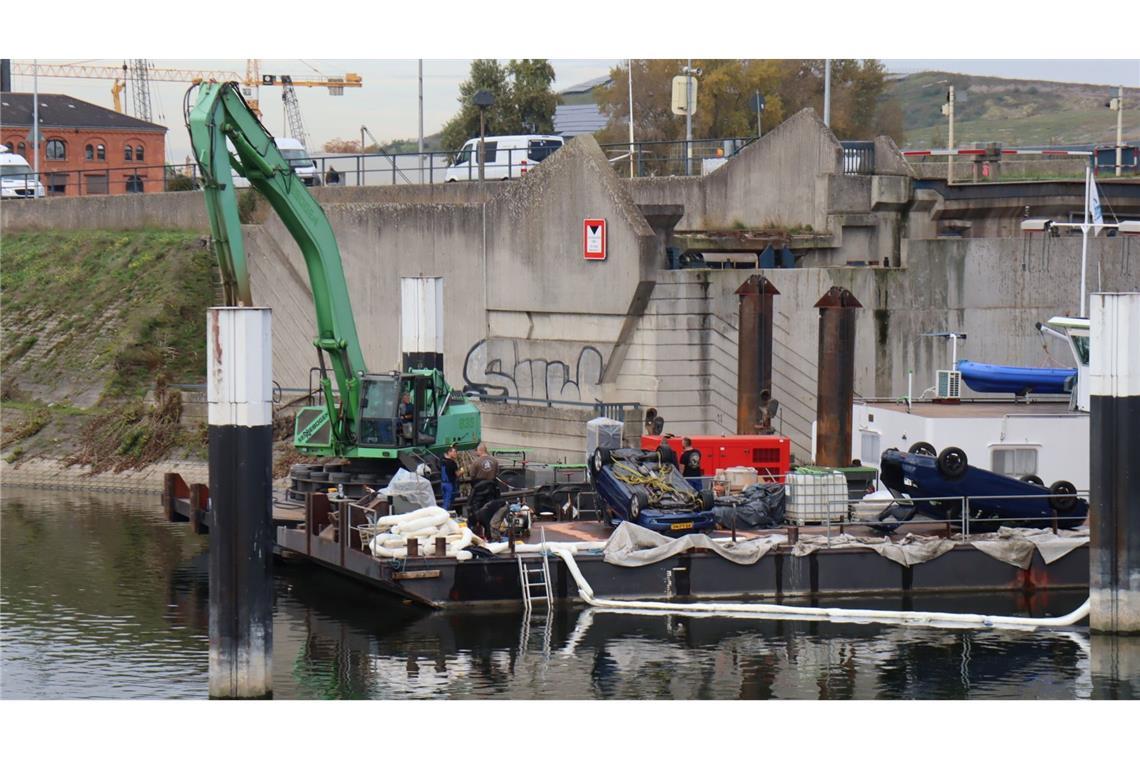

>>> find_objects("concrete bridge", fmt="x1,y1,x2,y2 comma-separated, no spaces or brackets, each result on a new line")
5,108,1138,463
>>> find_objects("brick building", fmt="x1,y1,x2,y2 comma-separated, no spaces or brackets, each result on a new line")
0,92,166,196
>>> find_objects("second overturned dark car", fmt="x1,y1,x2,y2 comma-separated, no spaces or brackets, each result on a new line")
877,444,1088,532
588,447,717,535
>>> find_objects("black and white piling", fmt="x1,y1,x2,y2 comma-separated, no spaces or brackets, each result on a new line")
207,307,274,698
1089,292,1140,634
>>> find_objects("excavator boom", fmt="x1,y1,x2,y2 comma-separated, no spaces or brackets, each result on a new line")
187,81,364,445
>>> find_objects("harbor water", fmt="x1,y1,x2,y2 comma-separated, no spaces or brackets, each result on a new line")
2,487,1136,699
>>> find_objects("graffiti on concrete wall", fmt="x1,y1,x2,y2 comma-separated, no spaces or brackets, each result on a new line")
462,339,606,402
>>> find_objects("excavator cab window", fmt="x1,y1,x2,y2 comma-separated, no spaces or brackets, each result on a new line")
358,376,399,447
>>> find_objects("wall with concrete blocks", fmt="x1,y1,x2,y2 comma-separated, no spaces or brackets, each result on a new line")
474,401,599,464
639,235,1136,463
627,109,845,233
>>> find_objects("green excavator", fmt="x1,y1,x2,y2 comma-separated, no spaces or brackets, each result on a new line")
186,82,480,491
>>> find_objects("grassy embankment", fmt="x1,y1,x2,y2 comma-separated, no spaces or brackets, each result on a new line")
1,230,216,471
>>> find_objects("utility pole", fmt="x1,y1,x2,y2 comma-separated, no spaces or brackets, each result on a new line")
686,58,693,176
418,60,424,183
32,60,38,192
942,85,956,184
823,59,831,127
1113,85,1124,178
628,59,635,178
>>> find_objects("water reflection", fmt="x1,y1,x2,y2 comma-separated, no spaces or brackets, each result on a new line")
3,487,1136,700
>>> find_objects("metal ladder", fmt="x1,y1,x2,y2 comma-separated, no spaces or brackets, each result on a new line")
517,528,554,612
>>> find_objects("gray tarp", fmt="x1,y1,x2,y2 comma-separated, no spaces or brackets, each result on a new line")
603,521,786,568
792,533,956,567
967,526,1090,569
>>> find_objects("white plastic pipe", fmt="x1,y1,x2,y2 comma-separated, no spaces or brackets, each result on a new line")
545,545,1089,632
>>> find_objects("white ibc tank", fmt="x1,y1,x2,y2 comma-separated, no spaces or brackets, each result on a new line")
586,417,623,460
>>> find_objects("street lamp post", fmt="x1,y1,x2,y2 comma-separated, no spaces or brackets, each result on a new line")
1108,86,1124,178
473,89,495,186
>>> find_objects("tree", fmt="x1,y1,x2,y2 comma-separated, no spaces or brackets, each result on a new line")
323,138,362,153
439,59,558,152
595,59,902,147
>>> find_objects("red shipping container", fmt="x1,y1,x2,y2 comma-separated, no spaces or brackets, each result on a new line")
640,434,792,482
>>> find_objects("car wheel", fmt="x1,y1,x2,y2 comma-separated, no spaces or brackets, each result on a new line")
629,492,645,520
593,447,613,473
1019,474,1045,487
699,489,715,512
936,446,968,479
1049,480,1077,513
908,441,937,457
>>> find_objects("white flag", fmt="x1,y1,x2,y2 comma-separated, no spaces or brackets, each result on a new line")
1089,176,1105,236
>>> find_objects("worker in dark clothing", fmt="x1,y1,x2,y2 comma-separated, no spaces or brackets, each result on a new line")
755,389,778,435
470,442,500,484
440,446,459,513
680,436,703,490
656,436,678,469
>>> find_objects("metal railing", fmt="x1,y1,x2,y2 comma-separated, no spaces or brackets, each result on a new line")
464,391,640,421
823,490,1090,543
0,161,206,198
840,141,875,175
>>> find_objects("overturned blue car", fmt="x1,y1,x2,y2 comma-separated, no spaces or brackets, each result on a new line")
877,444,1088,532
588,447,717,535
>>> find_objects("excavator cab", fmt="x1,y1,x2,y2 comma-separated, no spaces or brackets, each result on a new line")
356,373,439,449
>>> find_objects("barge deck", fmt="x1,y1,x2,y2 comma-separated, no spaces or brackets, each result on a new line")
163,472,1090,610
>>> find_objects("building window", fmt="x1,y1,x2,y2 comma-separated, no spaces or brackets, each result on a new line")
86,144,94,160
17,142,26,156
85,173,109,195
46,139,66,160
992,448,1038,480
135,145,144,162
96,144,106,161
861,431,881,467
125,174,144,193
47,173,69,195
3,142,11,152
125,145,133,161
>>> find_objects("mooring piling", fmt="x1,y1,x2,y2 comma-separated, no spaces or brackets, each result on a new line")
207,307,274,698
1089,292,1140,634
736,275,779,434
814,286,862,467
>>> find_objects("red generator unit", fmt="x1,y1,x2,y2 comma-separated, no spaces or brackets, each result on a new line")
640,434,792,482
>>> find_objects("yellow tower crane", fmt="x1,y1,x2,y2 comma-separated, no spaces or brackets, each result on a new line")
11,60,362,118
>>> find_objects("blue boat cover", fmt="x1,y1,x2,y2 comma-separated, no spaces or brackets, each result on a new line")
957,360,1076,394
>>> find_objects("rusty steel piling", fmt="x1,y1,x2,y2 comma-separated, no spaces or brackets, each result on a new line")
814,287,862,467
736,275,780,434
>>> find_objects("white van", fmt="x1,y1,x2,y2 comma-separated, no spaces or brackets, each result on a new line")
230,137,320,188
445,135,564,182
0,145,45,199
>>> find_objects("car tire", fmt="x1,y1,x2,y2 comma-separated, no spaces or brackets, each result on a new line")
908,441,937,457
593,447,613,472
1019,474,1045,487
936,446,968,480
629,492,645,520
699,489,715,512
1049,480,1077,513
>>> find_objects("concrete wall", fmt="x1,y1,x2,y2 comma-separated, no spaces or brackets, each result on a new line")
628,109,843,233
642,235,1137,462
1,189,211,231
474,401,599,464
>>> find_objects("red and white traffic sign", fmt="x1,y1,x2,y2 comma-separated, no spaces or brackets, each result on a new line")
583,218,606,261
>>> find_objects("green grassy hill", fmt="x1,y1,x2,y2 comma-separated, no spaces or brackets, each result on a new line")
890,71,1139,148
1,230,217,467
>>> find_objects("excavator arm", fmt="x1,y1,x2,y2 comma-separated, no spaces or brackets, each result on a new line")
186,81,365,446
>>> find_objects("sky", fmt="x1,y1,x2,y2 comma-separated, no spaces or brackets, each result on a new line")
6,0,1138,164
9,58,1137,165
